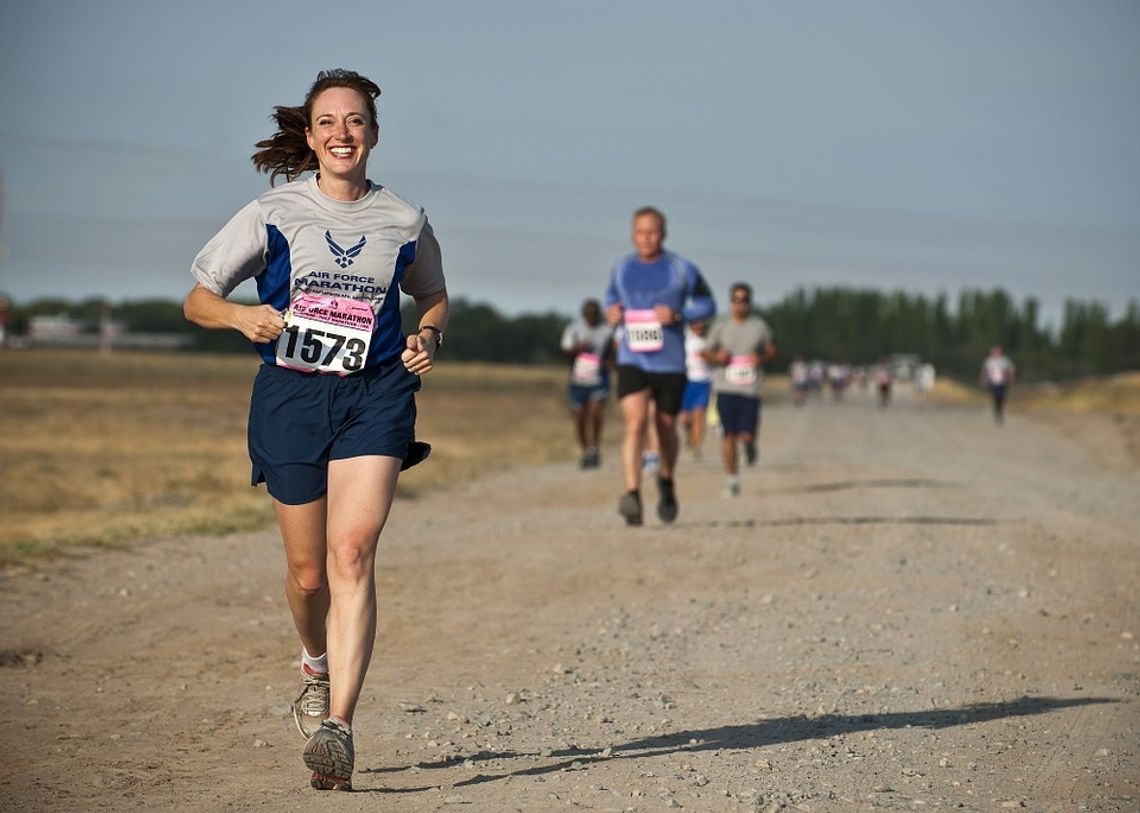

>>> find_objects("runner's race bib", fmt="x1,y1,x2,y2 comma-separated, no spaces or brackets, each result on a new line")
686,351,710,380
276,293,373,375
571,352,603,387
625,309,664,353
725,355,758,387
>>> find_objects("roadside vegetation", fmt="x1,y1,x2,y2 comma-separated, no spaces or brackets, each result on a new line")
0,351,573,566
5,285,1138,380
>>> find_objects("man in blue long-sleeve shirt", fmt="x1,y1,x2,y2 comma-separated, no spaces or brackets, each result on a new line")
604,206,716,526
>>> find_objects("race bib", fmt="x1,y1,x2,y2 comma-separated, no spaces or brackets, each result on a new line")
625,309,664,353
276,293,373,375
571,352,603,387
686,351,710,380
725,355,758,387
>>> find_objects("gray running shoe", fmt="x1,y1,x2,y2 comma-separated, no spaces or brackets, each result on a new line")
580,448,600,469
618,491,643,526
657,476,678,523
744,441,758,466
303,719,355,791
291,666,330,738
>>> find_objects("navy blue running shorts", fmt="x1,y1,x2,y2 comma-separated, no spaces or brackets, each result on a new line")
248,359,421,505
568,378,610,410
716,392,761,436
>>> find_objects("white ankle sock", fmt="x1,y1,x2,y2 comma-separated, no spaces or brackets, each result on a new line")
328,716,352,734
302,647,328,674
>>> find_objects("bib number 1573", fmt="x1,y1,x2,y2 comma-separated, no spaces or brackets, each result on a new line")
275,293,373,375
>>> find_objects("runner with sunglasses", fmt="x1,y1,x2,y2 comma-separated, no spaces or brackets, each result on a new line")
703,283,776,497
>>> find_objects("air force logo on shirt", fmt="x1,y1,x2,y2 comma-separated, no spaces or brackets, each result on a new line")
325,231,367,269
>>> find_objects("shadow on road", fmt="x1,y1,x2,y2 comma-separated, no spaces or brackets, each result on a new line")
666,515,1001,531
758,515,999,527
765,478,960,495
357,694,1116,793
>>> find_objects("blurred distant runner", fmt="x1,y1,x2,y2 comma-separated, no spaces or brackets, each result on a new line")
560,298,615,468
679,320,712,459
184,69,447,792
980,345,1016,424
605,206,716,525
828,363,851,400
703,283,776,497
873,357,892,408
789,354,809,407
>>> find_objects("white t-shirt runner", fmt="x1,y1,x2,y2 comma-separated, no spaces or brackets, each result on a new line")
983,355,1015,386
684,329,711,383
191,176,446,373
560,320,615,388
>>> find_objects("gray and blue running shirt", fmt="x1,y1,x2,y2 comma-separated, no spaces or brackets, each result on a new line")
191,176,445,369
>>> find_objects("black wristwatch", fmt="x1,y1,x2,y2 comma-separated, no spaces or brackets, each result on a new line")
418,324,444,349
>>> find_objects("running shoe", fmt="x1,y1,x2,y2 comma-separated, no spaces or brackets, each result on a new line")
618,491,643,526
743,441,758,466
656,476,678,523
580,448,600,469
722,478,741,498
291,665,330,738
641,450,660,474
303,719,355,791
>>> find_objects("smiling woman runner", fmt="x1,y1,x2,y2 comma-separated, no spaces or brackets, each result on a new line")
183,69,448,792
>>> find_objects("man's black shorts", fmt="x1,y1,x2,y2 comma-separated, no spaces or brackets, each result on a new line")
616,365,687,416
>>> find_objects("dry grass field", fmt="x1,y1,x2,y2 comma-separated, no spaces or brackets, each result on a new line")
0,350,577,566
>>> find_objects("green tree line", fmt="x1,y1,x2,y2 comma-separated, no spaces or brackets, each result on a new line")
4,288,1137,381
764,287,1140,381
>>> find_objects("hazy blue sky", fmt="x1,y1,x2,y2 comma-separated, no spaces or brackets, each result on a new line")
1,1,1138,326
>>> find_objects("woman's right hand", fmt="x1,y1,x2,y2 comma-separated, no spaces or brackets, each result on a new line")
184,285,284,343
236,304,287,343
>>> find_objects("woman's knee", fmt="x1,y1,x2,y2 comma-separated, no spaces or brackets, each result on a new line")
327,533,380,583
287,561,327,598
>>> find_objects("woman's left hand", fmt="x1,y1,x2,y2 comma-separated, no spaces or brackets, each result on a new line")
401,331,437,375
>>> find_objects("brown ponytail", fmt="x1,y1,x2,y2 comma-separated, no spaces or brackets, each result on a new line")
251,69,382,185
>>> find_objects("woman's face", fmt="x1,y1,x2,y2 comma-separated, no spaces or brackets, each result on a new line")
305,87,378,184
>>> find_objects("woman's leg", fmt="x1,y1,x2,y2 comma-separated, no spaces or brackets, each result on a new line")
324,454,402,724
275,497,330,658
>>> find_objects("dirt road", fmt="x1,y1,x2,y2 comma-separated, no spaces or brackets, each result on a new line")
3,389,1137,812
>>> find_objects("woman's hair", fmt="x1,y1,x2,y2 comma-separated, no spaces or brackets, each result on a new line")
251,69,382,185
